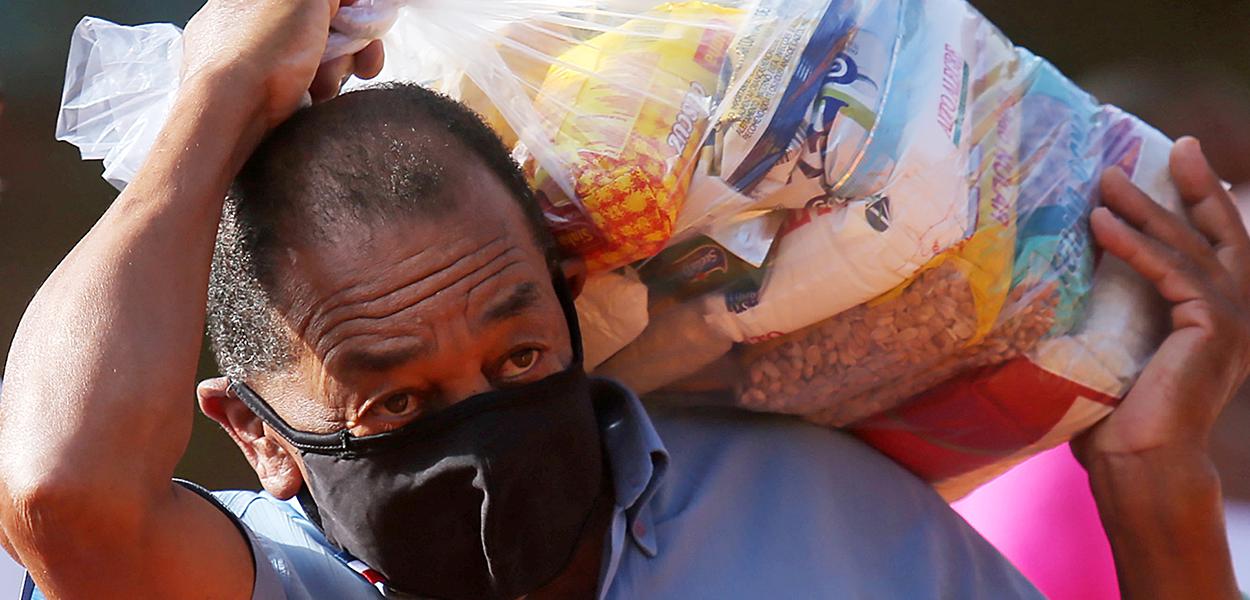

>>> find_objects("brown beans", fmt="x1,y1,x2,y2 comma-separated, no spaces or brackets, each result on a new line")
735,262,1059,426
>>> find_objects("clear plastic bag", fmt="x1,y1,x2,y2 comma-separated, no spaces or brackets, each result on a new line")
56,0,1180,495
379,0,870,272
632,0,1177,497
586,0,1178,494
57,17,184,190
57,1,405,190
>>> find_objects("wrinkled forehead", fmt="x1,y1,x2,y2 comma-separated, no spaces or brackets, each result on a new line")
254,167,567,400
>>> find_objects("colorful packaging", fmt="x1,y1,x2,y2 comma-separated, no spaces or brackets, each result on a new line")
849,91,1177,497
733,0,1178,495
56,0,1184,497
581,0,1179,495
676,0,866,251
856,252,1168,500
526,2,745,272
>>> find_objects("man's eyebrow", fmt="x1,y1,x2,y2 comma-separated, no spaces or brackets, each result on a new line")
340,340,431,373
479,282,542,326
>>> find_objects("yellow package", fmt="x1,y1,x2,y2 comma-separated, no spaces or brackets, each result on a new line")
530,2,744,272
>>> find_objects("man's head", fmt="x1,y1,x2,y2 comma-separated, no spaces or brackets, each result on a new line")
199,84,582,498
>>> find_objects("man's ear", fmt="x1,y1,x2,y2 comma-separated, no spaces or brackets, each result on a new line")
197,377,305,500
559,256,588,299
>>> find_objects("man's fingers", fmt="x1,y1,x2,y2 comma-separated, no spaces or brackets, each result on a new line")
353,40,385,80
1092,207,1210,305
307,41,383,103
1171,137,1250,251
1100,166,1223,276
309,54,354,103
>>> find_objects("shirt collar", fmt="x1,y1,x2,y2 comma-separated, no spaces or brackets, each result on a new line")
592,378,669,557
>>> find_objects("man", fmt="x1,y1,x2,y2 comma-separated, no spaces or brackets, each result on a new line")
0,1,1245,598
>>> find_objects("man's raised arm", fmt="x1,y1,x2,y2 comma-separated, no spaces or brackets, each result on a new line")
0,1,382,596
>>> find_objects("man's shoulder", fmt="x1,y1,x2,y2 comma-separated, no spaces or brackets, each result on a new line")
20,487,381,600
628,405,1043,599
646,404,919,489
643,405,947,520
205,490,383,599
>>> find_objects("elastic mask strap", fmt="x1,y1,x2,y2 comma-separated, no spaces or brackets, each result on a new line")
228,379,355,453
550,269,585,368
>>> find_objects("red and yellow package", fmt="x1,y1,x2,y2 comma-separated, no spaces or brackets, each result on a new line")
529,2,743,272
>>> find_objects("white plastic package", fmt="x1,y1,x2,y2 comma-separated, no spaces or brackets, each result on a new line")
573,270,650,370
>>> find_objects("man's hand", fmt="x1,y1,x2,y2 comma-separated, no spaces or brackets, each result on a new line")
181,0,385,134
1078,137,1247,600
1077,137,1250,461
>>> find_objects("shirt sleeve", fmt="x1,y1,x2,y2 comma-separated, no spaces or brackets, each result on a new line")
208,488,384,599
20,573,38,600
175,480,289,600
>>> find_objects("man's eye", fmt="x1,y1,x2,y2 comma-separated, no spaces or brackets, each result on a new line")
376,392,420,418
499,348,542,379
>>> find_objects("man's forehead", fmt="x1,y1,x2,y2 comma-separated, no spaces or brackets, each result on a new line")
332,280,547,375
292,211,544,321
255,244,560,430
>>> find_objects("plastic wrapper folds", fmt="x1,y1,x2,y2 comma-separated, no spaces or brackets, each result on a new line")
58,0,406,189
57,18,183,189
57,0,1181,497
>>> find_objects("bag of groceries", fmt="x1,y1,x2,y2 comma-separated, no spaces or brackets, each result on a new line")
57,0,1180,499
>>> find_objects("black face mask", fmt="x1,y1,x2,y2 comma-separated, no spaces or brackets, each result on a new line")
230,274,606,600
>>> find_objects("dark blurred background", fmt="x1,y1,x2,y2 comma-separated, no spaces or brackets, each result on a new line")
2,0,1249,491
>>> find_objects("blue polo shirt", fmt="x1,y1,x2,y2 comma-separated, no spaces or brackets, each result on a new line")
23,380,1041,599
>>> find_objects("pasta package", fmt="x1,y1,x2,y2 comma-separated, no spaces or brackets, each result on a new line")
518,0,867,272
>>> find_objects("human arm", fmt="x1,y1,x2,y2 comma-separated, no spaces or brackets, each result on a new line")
1077,137,1249,600
0,1,382,597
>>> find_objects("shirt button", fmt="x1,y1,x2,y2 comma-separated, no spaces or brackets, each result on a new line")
633,521,646,537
